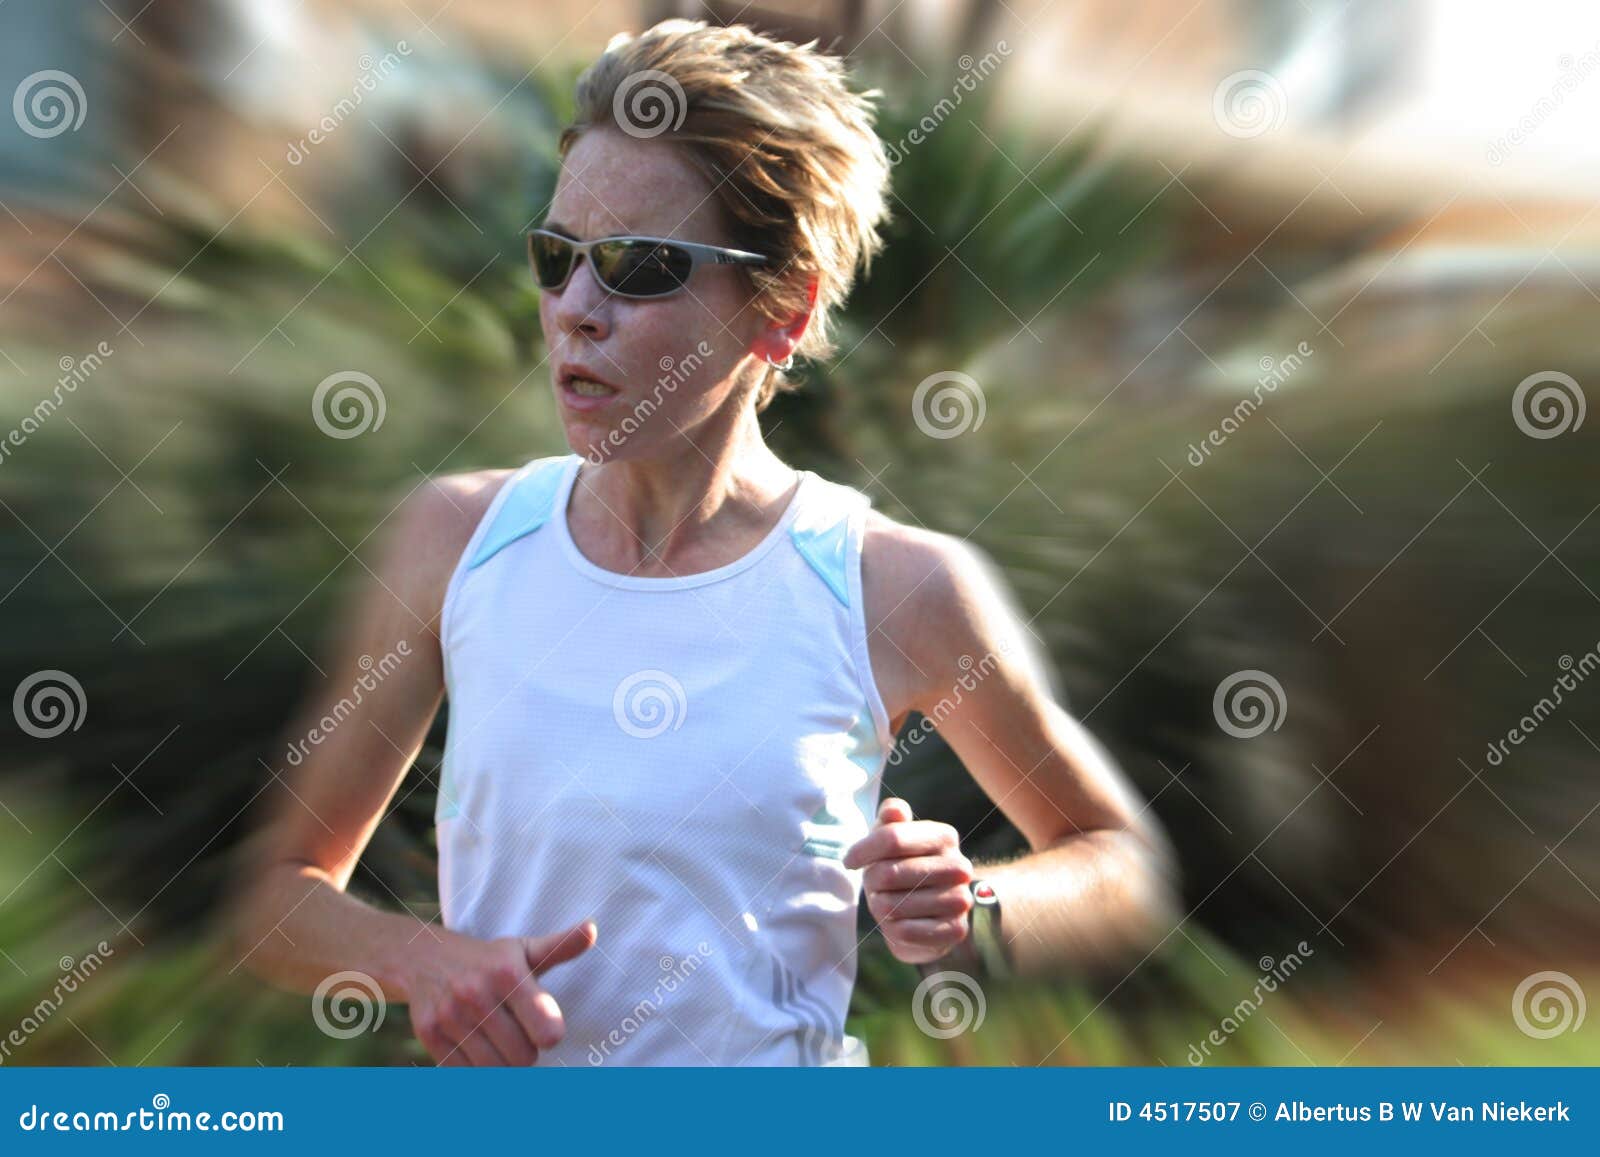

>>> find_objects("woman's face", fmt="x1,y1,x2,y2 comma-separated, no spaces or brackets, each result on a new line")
539,126,775,462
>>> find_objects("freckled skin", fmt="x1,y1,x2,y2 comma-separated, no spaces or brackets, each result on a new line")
541,126,776,464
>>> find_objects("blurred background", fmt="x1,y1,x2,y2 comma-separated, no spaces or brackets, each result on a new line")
1,0,1598,1066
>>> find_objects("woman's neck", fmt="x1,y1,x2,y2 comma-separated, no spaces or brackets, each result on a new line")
572,404,796,572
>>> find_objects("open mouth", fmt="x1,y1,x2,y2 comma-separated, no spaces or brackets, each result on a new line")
557,367,622,409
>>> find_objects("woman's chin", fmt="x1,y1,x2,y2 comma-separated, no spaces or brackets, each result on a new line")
561,417,635,465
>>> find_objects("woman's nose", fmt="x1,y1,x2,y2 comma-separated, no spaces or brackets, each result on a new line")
550,255,611,339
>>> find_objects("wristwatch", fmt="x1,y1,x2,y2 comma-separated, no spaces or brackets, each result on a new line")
923,878,1010,980
966,878,1011,979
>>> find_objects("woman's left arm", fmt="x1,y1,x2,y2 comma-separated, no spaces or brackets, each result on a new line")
845,523,1179,978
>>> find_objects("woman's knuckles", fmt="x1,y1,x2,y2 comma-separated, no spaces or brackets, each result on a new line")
447,979,492,1015
486,962,525,993
869,861,969,892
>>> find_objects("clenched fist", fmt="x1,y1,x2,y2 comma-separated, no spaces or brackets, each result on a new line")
404,919,596,1065
844,798,974,965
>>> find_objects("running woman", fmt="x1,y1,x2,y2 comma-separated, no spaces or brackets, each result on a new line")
234,19,1174,1067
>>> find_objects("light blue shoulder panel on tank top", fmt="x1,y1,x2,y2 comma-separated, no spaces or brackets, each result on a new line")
789,508,854,608
467,455,571,570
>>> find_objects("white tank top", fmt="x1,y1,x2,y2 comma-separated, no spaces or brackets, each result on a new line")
435,453,892,1066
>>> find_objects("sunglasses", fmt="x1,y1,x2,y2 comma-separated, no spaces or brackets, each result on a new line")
527,228,769,299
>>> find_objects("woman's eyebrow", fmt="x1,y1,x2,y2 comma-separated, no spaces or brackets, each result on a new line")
542,221,668,241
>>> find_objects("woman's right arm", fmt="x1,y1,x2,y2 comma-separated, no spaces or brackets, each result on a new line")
228,471,596,1066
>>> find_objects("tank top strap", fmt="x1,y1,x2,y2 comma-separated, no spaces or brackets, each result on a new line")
466,454,576,570
788,472,893,753
787,472,874,609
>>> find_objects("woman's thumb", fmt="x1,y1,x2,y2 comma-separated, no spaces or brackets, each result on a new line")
525,919,598,974
877,797,913,824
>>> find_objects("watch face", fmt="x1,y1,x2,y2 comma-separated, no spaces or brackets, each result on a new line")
972,880,998,905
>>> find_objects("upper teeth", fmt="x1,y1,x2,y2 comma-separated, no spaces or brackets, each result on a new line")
569,376,612,396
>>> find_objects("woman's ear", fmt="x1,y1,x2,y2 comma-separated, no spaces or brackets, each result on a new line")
751,278,817,365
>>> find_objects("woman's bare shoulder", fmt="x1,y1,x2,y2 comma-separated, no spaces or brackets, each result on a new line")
860,508,1042,709
858,510,989,713
399,468,517,553
374,467,520,632
860,508,995,630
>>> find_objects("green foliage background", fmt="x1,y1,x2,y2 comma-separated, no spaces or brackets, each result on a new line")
1,33,1597,1067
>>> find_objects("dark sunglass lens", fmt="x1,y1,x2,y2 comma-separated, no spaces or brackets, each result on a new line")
528,233,576,289
595,240,694,296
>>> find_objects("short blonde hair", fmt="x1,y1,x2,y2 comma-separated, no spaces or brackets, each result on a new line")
560,19,892,410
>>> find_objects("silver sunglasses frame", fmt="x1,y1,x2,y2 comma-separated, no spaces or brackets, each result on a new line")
527,228,769,299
